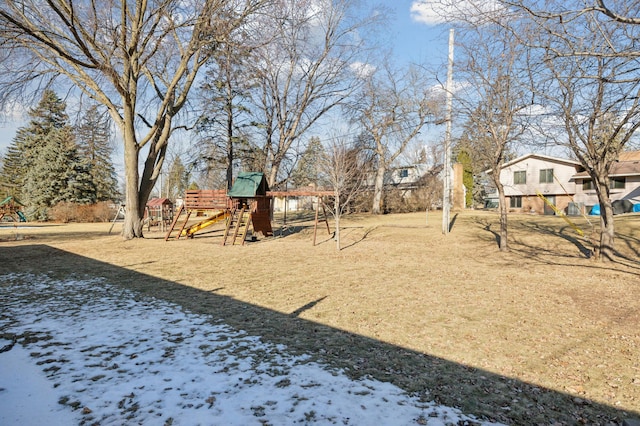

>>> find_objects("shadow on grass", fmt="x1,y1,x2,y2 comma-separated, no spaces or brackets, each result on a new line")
474,216,640,275
1,244,638,425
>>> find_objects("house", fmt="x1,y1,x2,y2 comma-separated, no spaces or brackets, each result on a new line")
486,154,582,215
386,163,465,208
571,151,640,212
486,151,640,215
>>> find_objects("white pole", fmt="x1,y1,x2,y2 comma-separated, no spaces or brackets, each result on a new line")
442,28,454,235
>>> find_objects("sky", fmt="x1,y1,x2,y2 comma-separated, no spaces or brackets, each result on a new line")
0,1,451,157
0,272,504,426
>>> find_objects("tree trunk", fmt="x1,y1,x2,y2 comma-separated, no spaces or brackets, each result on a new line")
267,160,279,189
371,164,385,214
122,130,144,239
495,179,508,252
334,192,341,251
595,178,615,261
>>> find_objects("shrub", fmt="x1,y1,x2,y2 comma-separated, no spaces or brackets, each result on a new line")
49,202,114,223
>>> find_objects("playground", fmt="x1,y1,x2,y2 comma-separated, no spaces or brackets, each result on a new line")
0,196,26,223
1,211,639,424
159,173,331,245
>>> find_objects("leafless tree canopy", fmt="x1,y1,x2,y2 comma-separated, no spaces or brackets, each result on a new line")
0,0,266,238
245,0,380,189
349,61,438,214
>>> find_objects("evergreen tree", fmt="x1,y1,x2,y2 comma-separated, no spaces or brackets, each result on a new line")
291,137,325,188
0,141,25,197
3,90,97,220
76,104,120,201
165,156,189,200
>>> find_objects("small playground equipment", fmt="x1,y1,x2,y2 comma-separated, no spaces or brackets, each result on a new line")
223,172,273,246
145,197,174,232
536,190,584,236
268,188,334,245
0,196,27,222
165,189,231,240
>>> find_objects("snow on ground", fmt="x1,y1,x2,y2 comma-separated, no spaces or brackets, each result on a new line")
0,273,503,425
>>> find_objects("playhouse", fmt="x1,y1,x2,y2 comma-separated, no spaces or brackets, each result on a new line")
145,197,174,231
223,172,273,245
0,196,26,222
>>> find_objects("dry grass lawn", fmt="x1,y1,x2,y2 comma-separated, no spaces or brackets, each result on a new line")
1,210,639,424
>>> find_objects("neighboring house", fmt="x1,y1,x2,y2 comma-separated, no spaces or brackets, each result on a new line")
571,150,640,212
387,164,434,189
486,154,582,215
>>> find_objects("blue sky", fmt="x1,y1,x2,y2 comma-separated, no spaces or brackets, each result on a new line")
0,1,449,156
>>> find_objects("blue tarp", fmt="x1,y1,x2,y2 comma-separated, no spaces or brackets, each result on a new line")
590,203,640,215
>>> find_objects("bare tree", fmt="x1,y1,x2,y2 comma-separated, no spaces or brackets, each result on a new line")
0,0,266,238
453,23,530,251
502,1,640,33
531,51,640,261
247,0,379,189
351,61,437,214
319,135,369,250
194,23,265,191
500,0,640,260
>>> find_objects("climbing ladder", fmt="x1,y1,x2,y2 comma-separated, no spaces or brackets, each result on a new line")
222,205,252,246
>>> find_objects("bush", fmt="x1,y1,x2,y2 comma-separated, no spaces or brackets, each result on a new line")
49,202,114,223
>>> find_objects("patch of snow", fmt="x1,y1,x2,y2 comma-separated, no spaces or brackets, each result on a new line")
0,274,503,425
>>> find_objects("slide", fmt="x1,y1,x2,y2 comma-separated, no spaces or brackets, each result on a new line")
16,211,27,222
181,210,229,237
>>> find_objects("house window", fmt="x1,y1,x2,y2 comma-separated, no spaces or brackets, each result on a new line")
583,179,593,190
510,196,522,208
610,177,625,189
399,169,409,178
539,168,554,184
514,170,526,184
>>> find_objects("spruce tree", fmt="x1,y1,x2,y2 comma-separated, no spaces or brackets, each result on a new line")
4,90,97,220
166,156,189,200
75,104,120,201
291,137,325,188
0,140,26,198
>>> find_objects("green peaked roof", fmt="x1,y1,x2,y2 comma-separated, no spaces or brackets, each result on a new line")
228,172,270,197
0,196,25,207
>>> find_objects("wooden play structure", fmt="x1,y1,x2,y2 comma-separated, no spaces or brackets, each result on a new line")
145,198,174,232
165,190,231,240
164,172,334,246
0,196,26,222
223,172,273,246
268,189,333,245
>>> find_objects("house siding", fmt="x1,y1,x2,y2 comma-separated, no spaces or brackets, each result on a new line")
574,175,640,208
496,155,580,214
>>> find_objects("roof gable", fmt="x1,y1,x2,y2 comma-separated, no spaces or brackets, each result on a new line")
0,196,25,207
486,153,581,174
501,153,581,169
228,172,270,198
147,197,173,207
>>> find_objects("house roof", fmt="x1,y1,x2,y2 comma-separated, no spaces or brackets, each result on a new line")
147,197,173,207
228,172,270,198
618,150,640,161
0,196,25,207
486,153,581,174
571,151,640,179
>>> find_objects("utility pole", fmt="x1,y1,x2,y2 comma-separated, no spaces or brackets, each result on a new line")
442,28,454,235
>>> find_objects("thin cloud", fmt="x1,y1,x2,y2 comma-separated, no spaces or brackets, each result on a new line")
410,0,507,26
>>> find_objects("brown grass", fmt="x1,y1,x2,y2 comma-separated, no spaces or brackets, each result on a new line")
1,210,639,424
